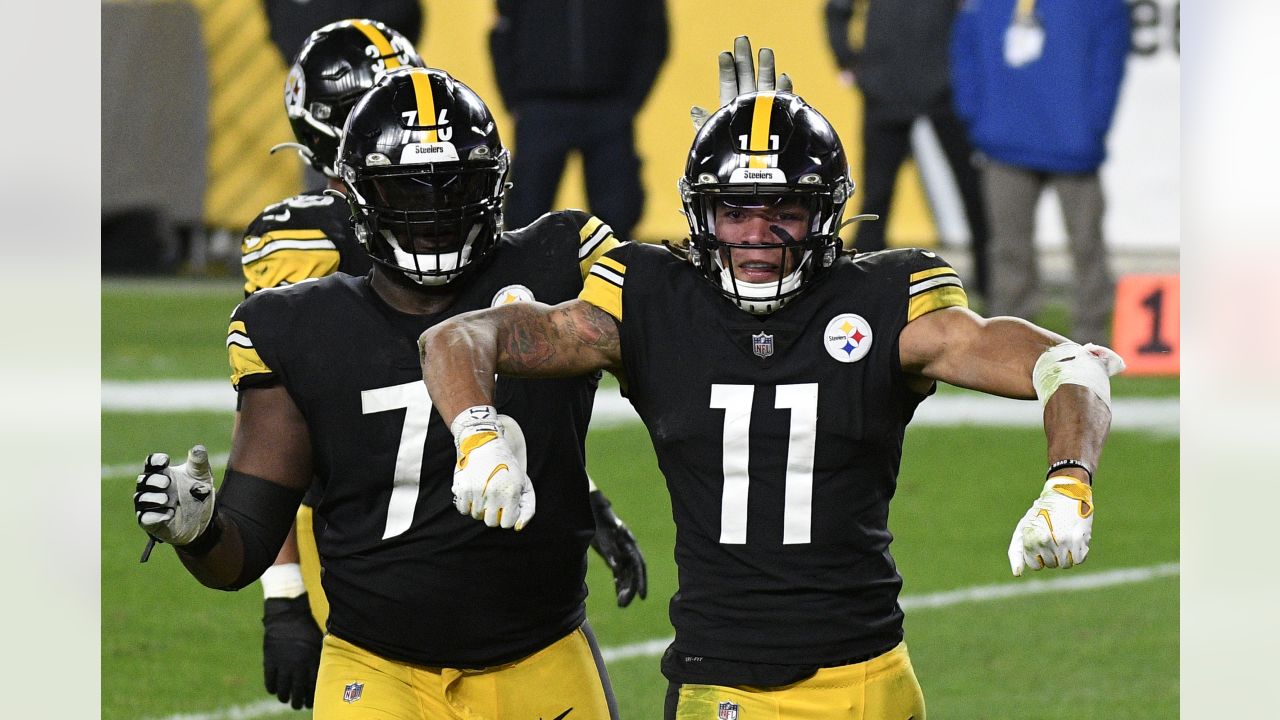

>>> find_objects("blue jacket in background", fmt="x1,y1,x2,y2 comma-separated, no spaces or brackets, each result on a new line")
950,0,1131,173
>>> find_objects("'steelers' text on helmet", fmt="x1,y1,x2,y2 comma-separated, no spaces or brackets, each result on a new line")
680,92,853,315
283,19,424,178
337,68,509,287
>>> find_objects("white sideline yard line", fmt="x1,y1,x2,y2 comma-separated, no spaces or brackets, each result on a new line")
142,561,1178,720
100,383,1177,478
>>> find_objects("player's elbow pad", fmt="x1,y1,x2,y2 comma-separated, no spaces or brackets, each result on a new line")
216,468,306,591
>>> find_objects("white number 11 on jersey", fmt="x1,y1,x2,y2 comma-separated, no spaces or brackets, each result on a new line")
710,383,818,545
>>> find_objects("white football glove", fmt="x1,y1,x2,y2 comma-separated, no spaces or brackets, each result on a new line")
450,406,535,530
1008,476,1094,576
134,445,217,545
691,35,794,130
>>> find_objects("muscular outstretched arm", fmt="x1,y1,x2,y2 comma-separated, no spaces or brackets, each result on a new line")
419,299,622,428
900,308,1111,481
177,385,313,588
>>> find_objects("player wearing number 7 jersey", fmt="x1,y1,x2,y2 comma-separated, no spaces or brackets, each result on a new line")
134,68,636,719
419,39,1124,720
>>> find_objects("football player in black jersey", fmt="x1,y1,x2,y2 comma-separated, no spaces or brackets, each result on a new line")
133,67,649,718
231,19,647,713
419,42,1125,720
238,19,423,711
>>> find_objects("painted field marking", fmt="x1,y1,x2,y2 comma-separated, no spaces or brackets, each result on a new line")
101,383,1178,479
141,562,1178,720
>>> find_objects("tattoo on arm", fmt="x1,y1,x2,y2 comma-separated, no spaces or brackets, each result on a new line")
497,301,620,375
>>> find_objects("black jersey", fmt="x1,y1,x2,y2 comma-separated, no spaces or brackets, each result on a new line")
240,190,372,296
226,211,620,667
580,243,968,675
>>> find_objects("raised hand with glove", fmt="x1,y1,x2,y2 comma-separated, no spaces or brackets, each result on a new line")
450,405,535,530
691,35,794,131
588,484,648,607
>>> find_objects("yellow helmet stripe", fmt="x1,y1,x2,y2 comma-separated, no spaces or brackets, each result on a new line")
410,71,438,143
747,92,776,169
352,20,402,69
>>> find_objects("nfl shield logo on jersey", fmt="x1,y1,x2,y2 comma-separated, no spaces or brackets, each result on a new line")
752,332,774,359
718,700,740,720
343,681,364,704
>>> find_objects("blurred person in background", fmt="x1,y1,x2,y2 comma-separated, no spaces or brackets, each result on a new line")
950,0,1130,344
490,0,668,242
824,0,991,299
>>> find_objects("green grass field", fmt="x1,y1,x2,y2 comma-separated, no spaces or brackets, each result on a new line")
102,279,1178,719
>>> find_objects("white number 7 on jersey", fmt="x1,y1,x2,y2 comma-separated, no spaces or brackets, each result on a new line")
710,383,818,545
361,381,433,540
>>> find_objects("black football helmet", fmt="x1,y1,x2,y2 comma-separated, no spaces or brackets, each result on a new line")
679,91,853,314
279,19,424,178
336,67,509,286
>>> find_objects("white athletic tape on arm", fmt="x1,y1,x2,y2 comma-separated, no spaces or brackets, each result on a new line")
260,562,306,599
1032,342,1126,408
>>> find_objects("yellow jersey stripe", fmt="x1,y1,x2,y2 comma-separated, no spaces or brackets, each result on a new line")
226,320,272,388
352,20,401,70
578,216,604,243
578,217,621,280
242,248,340,294
907,286,969,322
580,272,623,322
747,92,775,169
410,71,437,143
909,266,958,283
594,255,626,276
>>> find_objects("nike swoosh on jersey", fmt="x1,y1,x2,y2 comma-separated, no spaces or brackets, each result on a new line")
540,708,573,720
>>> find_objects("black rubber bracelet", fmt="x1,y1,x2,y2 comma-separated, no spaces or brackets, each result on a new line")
176,511,224,557
1047,459,1094,484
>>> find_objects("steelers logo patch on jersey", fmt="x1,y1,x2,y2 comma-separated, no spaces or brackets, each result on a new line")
491,284,535,306
823,313,874,363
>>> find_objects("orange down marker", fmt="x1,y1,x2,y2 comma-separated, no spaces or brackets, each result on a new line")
1110,274,1179,375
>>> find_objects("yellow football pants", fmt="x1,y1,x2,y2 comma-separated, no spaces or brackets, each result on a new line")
295,503,329,628
315,626,616,719
672,642,925,720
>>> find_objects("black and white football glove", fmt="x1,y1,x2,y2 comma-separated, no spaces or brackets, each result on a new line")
134,446,216,553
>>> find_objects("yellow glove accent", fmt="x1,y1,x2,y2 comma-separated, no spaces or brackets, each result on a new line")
1048,476,1094,518
456,431,499,470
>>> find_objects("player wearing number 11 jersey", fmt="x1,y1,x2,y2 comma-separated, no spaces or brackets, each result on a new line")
420,76,1122,720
